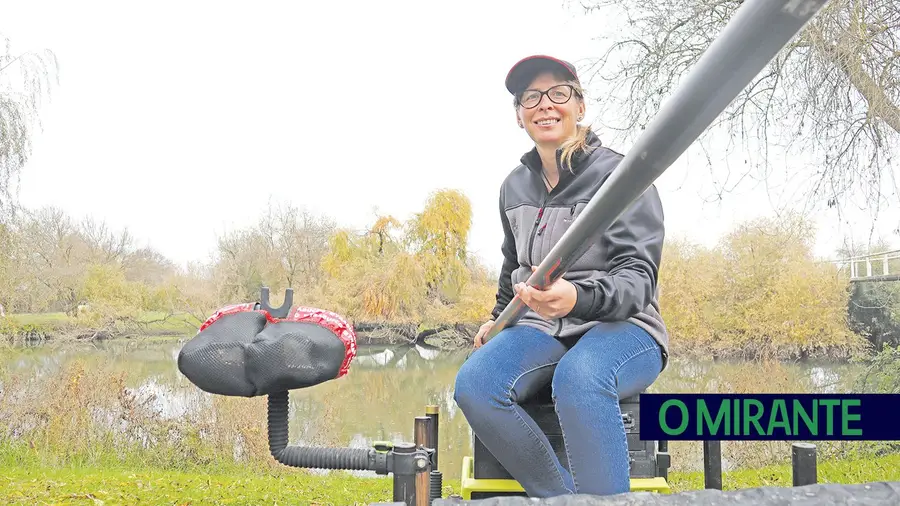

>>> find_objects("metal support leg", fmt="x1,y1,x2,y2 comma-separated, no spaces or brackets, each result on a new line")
792,443,817,486
657,440,670,480
704,440,722,490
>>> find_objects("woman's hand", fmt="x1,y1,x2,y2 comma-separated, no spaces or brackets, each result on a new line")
514,267,577,319
473,320,495,349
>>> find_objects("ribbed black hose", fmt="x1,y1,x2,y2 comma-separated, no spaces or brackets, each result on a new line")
430,470,442,502
268,390,374,470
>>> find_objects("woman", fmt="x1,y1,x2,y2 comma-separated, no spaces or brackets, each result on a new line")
454,55,670,498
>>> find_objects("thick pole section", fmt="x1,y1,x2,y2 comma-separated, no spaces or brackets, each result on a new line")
792,443,817,486
484,0,831,342
415,416,430,450
414,417,433,506
416,464,430,506
703,440,722,490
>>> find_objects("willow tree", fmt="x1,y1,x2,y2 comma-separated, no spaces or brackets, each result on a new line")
406,189,473,302
0,34,58,214
319,214,427,323
573,0,898,216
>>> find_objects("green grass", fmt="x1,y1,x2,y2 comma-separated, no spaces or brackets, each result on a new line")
3,453,899,505
667,452,900,491
7,312,71,326
0,466,402,505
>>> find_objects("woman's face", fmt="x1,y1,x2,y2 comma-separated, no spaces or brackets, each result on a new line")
516,72,584,148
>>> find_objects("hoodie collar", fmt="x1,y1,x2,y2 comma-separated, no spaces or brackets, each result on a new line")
520,130,603,181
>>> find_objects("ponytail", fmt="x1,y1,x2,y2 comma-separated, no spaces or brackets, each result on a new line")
559,123,593,173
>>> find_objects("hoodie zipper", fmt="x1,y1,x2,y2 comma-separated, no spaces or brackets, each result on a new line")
527,195,548,266
526,148,592,337
525,188,566,337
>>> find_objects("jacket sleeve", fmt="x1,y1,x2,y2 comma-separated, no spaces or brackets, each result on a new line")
491,193,517,320
567,185,665,322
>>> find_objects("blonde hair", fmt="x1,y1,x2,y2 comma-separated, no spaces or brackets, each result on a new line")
559,122,593,173
515,74,594,172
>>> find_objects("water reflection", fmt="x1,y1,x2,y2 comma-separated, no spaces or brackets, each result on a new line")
0,339,865,478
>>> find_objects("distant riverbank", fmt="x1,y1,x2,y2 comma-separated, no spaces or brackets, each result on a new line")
0,312,479,349
3,309,893,363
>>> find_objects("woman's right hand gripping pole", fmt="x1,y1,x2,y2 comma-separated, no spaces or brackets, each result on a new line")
473,320,495,349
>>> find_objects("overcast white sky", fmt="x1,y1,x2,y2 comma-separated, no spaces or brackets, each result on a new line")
4,0,898,273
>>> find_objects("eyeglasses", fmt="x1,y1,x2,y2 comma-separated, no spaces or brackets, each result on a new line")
517,84,577,109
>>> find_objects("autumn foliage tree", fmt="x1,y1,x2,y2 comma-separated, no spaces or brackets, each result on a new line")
318,216,428,323
659,213,864,360
316,189,494,324
0,206,187,335
407,189,473,302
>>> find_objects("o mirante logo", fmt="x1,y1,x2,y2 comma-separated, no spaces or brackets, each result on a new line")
639,394,900,441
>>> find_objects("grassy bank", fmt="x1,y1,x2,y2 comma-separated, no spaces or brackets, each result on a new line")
1,311,199,342
3,453,900,505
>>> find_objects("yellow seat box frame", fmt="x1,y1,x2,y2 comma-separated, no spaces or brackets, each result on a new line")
460,456,671,499
459,388,671,499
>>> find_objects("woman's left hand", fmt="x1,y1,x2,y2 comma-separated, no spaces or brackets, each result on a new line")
514,266,577,320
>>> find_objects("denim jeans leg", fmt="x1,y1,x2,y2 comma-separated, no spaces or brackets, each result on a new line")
551,321,663,496
454,324,574,497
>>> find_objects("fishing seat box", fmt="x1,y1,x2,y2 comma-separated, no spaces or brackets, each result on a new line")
470,386,669,498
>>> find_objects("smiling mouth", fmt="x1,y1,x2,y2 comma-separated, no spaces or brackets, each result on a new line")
535,118,560,126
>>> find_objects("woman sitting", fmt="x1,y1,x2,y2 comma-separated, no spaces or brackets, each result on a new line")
453,55,669,498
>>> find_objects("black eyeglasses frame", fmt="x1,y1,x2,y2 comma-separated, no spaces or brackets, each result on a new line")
516,84,579,109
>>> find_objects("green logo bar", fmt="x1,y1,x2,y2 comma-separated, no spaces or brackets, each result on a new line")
657,397,863,437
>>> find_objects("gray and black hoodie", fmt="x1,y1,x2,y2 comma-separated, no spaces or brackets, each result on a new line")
490,130,670,369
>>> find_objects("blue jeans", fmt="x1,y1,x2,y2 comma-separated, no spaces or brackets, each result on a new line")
453,321,663,497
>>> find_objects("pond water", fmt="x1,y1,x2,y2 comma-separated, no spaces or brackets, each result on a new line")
0,337,866,479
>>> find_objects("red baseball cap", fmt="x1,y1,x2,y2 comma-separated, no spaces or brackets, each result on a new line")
505,55,580,95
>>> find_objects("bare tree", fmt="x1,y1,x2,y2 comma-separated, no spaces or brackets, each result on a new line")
213,200,335,303
0,33,58,214
0,219,17,313
257,200,336,289
571,0,899,219
80,216,133,264
13,206,89,314
122,246,177,286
